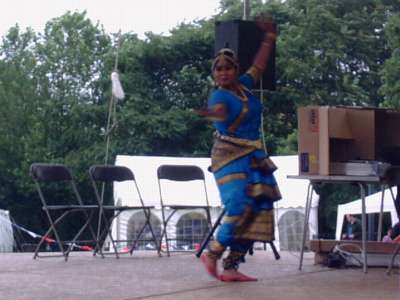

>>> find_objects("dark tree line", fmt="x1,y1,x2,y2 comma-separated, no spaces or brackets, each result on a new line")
1,0,399,240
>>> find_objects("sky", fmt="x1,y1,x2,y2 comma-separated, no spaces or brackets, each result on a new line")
0,0,221,39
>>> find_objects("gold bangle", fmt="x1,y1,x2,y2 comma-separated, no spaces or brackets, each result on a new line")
265,34,276,41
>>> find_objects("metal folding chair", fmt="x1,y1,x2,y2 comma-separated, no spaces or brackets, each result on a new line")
30,163,98,261
89,165,160,258
157,164,212,256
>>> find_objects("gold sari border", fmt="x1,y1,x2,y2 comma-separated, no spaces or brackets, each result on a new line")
214,132,263,149
217,173,247,186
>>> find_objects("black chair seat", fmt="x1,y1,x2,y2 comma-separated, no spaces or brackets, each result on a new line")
102,205,155,210
166,205,210,210
45,205,98,210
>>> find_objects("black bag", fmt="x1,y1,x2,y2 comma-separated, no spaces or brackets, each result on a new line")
326,247,346,268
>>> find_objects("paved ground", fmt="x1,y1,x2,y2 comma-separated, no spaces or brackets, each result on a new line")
0,250,398,300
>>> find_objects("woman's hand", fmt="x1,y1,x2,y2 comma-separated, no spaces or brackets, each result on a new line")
255,16,277,41
250,15,277,79
194,104,228,121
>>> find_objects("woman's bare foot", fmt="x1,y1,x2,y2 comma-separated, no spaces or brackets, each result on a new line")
219,269,257,282
200,253,218,278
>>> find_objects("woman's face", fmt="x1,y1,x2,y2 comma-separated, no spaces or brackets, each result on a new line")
213,58,238,89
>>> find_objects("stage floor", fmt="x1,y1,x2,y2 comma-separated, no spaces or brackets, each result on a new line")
0,250,398,300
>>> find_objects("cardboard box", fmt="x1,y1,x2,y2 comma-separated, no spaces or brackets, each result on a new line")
298,106,400,175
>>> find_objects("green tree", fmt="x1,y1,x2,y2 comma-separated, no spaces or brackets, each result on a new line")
277,0,400,235
0,26,47,232
2,0,400,242
112,22,215,157
0,12,113,237
380,13,400,109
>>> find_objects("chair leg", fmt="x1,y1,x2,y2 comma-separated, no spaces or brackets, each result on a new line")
159,206,169,256
34,234,50,260
195,209,281,261
248,241,280,260
249,245,254,255
97,226,119,258
140,208,161,256
163,227,170,256
150,224,162,257
34,222,55,260
196,209,226,257
160,208,178,256
36,210,70,260
100,213,120,258
163,214,171,257
205,207,213,230
129,221,159,256
71,209,101,258
145,210,161,256
130,220,148,253
268,241,280,260
64,210,95,261
94,206,105,257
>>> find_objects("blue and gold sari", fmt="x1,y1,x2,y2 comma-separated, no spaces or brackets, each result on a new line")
207,73,281,269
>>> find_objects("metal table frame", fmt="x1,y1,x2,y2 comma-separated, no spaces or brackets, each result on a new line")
288,174,397,273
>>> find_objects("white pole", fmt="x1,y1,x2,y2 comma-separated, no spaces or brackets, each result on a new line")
243,0,251,20
101,33,123,205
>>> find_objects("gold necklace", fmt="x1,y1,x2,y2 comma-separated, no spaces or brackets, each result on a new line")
219,85,248,102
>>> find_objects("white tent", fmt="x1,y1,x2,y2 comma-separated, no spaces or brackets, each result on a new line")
114,155,221,207
114,154,316,208
0,209,14,252
272,155,319,250
335,187,398,240
113,155,317,250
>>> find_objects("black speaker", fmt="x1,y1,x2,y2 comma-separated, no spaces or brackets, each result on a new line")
215,20,276,91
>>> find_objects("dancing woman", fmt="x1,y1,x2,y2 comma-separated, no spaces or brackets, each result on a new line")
197,20,281,282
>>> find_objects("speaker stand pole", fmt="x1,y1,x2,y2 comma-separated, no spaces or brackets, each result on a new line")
243,0,251,20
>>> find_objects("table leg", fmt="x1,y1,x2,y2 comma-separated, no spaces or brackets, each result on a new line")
387,243,400,275
389,186,397,217
359,183,368,273
386,186,399,274
377,185,385,241
299,182,313,270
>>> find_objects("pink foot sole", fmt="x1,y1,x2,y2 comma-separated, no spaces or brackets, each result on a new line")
219,271,258,282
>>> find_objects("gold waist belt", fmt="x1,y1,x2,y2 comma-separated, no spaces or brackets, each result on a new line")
214,132,263,150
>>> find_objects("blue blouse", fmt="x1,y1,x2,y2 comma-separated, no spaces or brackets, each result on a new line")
208,74,262,141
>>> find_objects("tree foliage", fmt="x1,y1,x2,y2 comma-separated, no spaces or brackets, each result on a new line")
1,1,400,239
380,12,400,108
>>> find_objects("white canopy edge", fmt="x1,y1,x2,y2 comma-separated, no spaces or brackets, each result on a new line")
335,187,398,240
114,154,315,209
